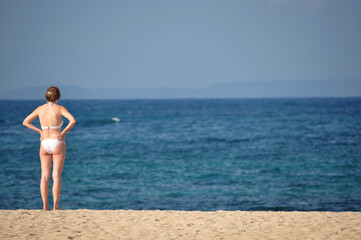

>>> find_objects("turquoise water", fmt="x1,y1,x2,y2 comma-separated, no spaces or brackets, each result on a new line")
0,98,360,211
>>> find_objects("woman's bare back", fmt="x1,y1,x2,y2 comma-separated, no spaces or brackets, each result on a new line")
38,103,63,139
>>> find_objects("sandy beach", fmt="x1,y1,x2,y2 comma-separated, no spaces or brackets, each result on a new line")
0,210,360,239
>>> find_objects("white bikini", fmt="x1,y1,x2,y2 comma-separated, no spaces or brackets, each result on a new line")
41,112,65,154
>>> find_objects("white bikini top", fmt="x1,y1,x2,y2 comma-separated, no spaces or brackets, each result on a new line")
41,120,63,130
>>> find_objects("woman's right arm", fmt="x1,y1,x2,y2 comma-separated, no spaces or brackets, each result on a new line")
23,107,42,134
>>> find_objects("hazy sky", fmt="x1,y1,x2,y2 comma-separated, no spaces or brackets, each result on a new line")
1,0,360,91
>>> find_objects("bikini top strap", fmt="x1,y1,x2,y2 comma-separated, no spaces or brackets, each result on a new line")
41,120,63,129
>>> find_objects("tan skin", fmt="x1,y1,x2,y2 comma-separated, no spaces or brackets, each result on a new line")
23,99,76,210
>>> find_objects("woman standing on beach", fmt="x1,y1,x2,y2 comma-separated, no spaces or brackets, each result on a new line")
23,86,76,210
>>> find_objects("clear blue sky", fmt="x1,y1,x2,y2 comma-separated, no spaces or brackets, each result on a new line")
1,0,360,91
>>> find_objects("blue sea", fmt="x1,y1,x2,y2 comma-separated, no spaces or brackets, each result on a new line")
0,98,360,211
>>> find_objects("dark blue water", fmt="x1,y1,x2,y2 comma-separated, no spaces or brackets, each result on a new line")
0,98,360,211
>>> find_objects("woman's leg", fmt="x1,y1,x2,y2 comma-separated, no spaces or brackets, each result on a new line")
52,141,66,210
39,146,52,210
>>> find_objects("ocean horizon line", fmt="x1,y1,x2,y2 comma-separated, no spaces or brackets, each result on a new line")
1,96,361,101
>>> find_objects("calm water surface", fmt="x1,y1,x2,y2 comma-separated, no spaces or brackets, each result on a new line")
0,98,360,211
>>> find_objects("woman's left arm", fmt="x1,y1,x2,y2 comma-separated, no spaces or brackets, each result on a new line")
57,106,76,141
23,107,42,135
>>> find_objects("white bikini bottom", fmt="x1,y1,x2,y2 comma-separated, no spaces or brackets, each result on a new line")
41,139,65,154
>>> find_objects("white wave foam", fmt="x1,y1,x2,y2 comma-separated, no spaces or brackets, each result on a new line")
111,117,120,122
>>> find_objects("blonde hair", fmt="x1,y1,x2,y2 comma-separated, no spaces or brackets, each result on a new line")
45,86,61,102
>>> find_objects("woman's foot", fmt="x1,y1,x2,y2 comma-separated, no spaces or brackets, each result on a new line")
43,208,51,211
43,204,50,211
53,206,62,210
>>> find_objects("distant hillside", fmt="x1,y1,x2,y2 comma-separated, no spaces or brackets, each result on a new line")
202,79,361,98
1,79,361,99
